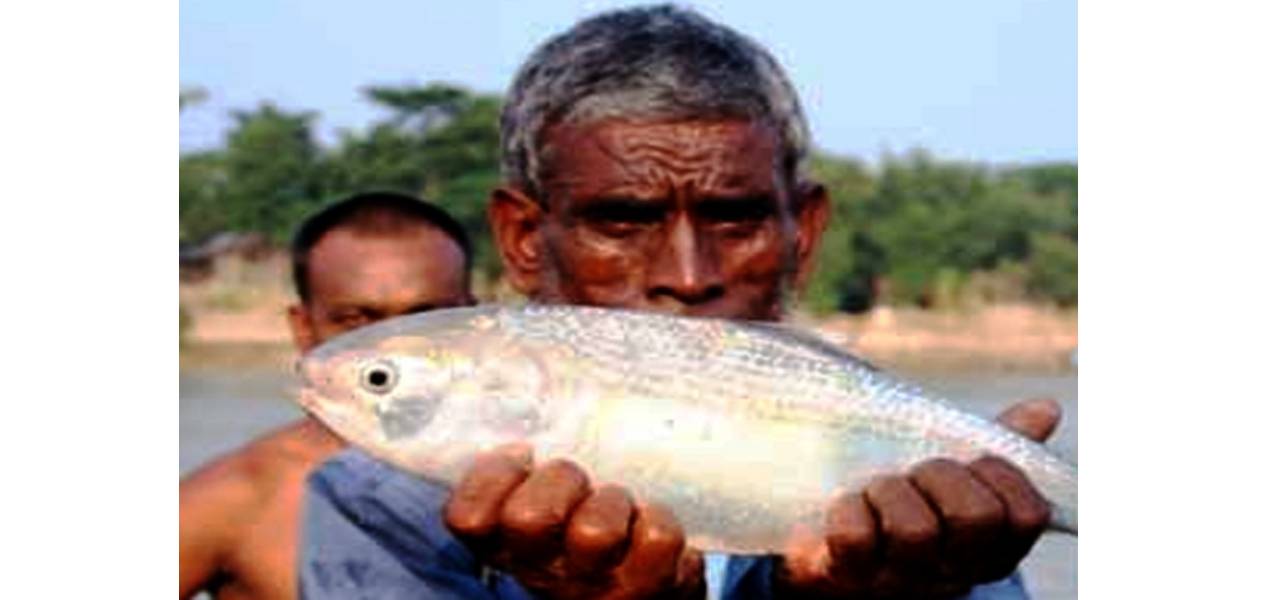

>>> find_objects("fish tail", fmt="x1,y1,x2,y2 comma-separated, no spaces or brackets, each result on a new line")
1048,503,1077,536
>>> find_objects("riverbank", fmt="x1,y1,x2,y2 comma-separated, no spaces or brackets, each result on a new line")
180,254,1076,373
806,305,1076,372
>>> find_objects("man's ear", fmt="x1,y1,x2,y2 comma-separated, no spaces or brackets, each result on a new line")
488,186,546,296
792,180,831,292
287,304,318,353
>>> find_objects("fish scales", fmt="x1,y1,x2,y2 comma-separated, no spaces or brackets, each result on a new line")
297,304,1078,554
512,310,849,421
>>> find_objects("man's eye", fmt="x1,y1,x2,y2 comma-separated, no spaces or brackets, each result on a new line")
581,201,665,234
698,197,776,223
709,220,766,240
589,204,664,222
333,312,372,328
697,198,776,236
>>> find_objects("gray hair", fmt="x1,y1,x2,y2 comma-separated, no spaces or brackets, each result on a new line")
500,4,811,197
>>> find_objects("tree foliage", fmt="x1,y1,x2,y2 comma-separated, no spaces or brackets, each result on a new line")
221,104,324,242
180,83,503,250
180,84,1076,311
802,150,1078,312
179,86,208,111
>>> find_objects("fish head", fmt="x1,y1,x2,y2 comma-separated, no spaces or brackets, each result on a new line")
297,334,453,461
296,308,564,479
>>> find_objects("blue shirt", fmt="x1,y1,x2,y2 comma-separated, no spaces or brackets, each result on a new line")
299,449,1030,599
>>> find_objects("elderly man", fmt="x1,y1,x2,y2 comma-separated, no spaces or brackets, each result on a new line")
179,192,476,599
300,6,1062,599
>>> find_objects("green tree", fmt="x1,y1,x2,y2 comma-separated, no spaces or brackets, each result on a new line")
364,84,470,133
435,169,503,279
866,151,996,305
222,103,324,242
322,124,431,195
802,153,877,313
179,84,224,243
805,150,1078,310
180,86,208,111
1005,162,1077,242
310,84,505,279
1027,232,1077,305
179,152,229,243
321,83,485,195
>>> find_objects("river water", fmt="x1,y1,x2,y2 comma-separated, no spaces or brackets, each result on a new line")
180,358,1076,599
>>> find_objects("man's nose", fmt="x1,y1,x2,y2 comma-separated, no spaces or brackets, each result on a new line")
647,216,725,306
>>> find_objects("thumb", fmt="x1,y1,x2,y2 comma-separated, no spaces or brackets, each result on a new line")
996,398,1062,443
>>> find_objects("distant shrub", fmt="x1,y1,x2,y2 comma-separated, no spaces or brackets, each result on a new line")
1027,233,1077,306
180,303,194,345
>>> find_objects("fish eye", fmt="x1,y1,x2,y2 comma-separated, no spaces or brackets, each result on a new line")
360,361,398,394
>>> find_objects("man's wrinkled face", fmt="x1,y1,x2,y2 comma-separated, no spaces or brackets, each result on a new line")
288,227,473,351
516,119,823,320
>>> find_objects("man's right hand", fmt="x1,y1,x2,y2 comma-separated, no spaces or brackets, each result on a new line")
444,445,706,600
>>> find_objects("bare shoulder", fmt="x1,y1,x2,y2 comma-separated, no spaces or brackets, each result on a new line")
181,419,339,504
179,420,340,556
180,419,342,598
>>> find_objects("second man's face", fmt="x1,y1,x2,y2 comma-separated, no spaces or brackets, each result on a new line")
290,226,473,351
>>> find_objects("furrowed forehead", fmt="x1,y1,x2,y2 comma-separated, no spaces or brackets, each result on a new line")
538,119,783,202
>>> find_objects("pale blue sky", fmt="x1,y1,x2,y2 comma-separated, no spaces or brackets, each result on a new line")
180,0,1076,163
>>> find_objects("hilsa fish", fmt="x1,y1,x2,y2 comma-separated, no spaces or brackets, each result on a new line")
297,303,1077,554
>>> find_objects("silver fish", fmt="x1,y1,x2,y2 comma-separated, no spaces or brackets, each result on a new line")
297,303,1077,554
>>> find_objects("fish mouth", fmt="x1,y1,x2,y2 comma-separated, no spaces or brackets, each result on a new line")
296,354,319,384
296,386,321,413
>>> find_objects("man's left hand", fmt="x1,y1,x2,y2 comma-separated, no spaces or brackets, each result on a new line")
775,398,1062,598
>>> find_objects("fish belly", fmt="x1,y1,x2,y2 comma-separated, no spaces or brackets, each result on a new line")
558,393,950,553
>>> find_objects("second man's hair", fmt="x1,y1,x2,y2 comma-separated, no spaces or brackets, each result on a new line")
290,191,473,303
